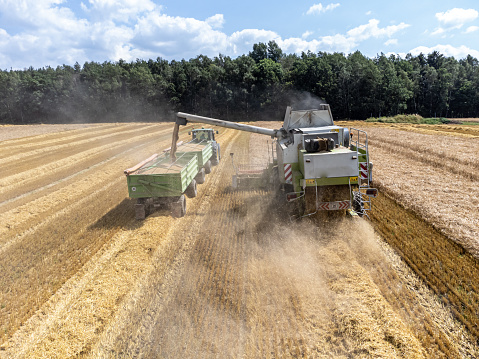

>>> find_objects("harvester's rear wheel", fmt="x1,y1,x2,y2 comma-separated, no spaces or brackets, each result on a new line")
195,168,206,184
185,179,197,198
204,160,212,174
171,195,186,218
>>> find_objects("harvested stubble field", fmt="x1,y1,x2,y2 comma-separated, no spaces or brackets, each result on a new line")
0,121,478,358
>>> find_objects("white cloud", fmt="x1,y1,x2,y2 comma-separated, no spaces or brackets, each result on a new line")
229,29,280,54
0,0,86,31
384,39,398,46
365,11,372,16
0,0,92,68
0,0,230,67
465,25,479,34
431,27,445,36
279,39,321,54
301,31,313,39
0,2,414,70
436,8,478,27
9,1,479,71
205,14,224,29
278,20,409,55
265,19,409,56
346,19,410,42
408,44,479,59
0,0,414,70
432,8,479,36
306,3,340,15
132,12,230,59
82,0,157,22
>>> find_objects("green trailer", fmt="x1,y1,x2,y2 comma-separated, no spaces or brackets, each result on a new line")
125,126,222,220
175,141,213,184
125,151,201,219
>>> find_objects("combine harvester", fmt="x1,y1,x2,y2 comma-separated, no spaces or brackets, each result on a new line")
124,128,220,219
175,104,377,217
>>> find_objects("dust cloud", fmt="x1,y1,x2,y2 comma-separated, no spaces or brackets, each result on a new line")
43,82,174,124
284,90,327,111
113,192,424,358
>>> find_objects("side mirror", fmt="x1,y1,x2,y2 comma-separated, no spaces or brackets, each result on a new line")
188,132,191,135
216,130,219,134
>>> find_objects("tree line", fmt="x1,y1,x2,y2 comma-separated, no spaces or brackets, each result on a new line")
0,41,478,124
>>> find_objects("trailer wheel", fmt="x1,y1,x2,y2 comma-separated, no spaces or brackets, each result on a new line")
135,198,148,220
212,144,220,165
204,160,212,174
185,179,197,198
195,168,206,184
171,195,186,217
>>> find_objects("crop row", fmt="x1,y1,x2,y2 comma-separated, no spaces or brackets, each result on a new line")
0,123,174,346
371,191,479,344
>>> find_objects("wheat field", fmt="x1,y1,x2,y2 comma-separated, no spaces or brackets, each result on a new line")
0,121,477,358
338,120,479,347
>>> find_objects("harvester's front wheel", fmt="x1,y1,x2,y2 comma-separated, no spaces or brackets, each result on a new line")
171,195,186,218
204,160,212,174
195,168,206,184
353,192,364,217
185,179,197,198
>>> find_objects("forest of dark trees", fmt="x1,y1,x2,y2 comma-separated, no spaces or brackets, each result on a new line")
0,41,478,124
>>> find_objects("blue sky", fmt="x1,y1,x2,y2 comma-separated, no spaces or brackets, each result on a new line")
0,0,478,69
